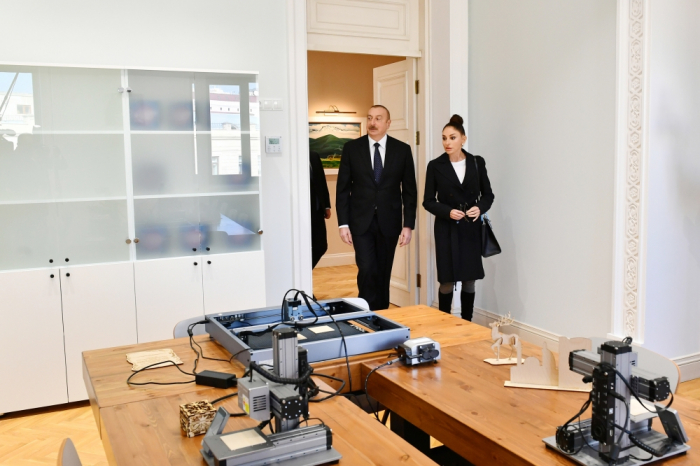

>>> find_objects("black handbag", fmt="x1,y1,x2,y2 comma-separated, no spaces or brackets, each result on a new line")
473,157,501,257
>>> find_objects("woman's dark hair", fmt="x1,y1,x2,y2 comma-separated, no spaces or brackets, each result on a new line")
443,114,465,136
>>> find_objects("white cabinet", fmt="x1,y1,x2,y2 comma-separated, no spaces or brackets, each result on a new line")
0,269,67,413
202,251,266,314
60,262,137,401
134,256,205,343
134,251,266,342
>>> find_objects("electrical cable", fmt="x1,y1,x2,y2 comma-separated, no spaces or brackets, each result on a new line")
126,360,195,386
309,373,346,402
364,358,401,421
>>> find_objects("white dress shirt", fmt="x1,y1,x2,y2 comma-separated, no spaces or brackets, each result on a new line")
339,134,388,229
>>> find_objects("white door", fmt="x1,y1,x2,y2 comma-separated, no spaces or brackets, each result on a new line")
60,262,137,401
374,59,417,307
0,269,68,413
202,251,266,315
134,256,205,344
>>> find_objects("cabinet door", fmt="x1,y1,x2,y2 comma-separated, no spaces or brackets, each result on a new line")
134,257,205,343
0,269,67,413
202,251,266,315
60,262,137,401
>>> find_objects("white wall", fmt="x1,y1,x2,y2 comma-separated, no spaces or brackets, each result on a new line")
645,0,700,359
467,0,617,338
0,0,293,305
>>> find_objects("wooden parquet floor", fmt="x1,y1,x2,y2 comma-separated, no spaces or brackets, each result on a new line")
1,264,698,464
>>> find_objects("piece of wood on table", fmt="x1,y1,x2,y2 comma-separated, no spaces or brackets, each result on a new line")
83,335,246,436
100,380,437,466
363,339,700,466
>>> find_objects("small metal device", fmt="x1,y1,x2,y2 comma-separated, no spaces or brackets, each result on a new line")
397,337,441,366
201,327,342,466
544,339,690,465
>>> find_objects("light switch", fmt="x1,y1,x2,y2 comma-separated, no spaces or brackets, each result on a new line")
272,99,283,111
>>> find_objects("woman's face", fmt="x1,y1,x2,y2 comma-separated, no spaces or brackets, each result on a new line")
442,127,467,156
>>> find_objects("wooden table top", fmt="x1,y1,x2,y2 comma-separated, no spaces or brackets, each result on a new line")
83,305,454,465
363,339,700,466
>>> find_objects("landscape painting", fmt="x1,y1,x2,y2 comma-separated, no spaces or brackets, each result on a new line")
309,122,362,169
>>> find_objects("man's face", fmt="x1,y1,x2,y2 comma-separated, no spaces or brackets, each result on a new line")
367,107,391,140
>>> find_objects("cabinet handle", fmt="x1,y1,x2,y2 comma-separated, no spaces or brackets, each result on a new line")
126,239,132,244
257,229,263,235
49,259,53,263
66,273,70,277
65,258,69,262
206,247,210,251
194,262,198,266
192,248,197,252
207,261,211,265
134,238,139,243
50,274,54,278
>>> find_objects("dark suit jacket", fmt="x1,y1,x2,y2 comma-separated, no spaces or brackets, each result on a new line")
310,151,331,211
423,150,494,282
336,135,417,237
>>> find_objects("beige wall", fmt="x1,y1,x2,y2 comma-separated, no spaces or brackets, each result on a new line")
308,51,404,266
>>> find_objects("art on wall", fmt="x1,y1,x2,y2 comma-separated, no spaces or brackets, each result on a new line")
308,121,362,170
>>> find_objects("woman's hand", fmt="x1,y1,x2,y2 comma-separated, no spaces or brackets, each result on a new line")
466,206,481,221
450,209,466,221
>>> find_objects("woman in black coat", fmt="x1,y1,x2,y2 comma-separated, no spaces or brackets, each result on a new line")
422,115,494,320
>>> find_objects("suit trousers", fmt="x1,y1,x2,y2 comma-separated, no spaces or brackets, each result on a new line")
311,208,328,269
352,213,398,310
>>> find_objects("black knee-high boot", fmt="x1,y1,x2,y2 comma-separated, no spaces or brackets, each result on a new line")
438,291,453,314
461,291,475,321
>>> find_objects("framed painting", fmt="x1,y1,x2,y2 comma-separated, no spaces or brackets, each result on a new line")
309,116,365,174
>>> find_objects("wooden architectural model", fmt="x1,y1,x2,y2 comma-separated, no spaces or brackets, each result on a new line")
484,313,521,365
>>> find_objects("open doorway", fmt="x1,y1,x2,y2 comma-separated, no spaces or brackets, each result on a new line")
307,51,418,307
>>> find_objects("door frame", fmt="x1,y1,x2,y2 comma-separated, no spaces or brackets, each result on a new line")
287,0,444,306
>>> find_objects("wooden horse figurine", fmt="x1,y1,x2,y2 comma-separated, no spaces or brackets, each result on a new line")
488,313,522,364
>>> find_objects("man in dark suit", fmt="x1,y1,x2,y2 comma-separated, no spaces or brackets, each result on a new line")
336,105,417,310
310,150,331,269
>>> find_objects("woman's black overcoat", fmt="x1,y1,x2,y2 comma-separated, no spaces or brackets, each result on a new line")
423,150,495,283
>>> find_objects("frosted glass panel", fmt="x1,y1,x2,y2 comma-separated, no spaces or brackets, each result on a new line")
0,134,126,202
0,66,122,133
131,134,197,196
196,136,259,193
209,84,242,175
200,194,261,254
0,204,57,271
134,197,201,260
128,70,194,131
56,201,129,266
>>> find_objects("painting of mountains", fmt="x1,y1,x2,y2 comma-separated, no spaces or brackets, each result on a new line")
309,122,361,168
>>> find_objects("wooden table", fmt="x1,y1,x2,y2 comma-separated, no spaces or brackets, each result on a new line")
363,338,700,465
83,307,445,465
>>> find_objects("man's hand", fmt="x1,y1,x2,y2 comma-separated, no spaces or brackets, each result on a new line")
339,226,353,245
324,208,331,220
399,227,412,247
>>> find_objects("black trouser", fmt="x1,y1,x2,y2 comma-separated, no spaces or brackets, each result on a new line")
311,208,328,269
352,214,398,310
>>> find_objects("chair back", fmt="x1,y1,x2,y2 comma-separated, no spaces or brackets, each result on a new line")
57,438,82,466
589,337,681,393
173,315,208,339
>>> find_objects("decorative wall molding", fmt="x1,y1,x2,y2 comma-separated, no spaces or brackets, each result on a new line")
307,0,421,57
612,0,651,342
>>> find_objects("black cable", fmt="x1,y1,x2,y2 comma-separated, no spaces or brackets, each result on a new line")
249,361,313,385
309,373,346,402
210,392,238,404
126,360,195,386
364,358,401,421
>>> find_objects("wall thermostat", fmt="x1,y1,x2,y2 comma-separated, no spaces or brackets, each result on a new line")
265,136,282,153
